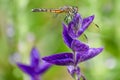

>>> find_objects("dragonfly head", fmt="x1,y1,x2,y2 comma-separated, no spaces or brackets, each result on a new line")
72,6,78,14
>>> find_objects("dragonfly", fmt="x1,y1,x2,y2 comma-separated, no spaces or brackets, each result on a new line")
32,6,100,41
32,6,78,23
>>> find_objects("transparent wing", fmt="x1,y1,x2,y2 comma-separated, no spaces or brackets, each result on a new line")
87,22,100,33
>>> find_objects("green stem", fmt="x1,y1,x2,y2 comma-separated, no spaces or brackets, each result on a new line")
73,51,78,80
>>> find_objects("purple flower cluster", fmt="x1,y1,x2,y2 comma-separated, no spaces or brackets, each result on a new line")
42,13,103,80
17,47,51,80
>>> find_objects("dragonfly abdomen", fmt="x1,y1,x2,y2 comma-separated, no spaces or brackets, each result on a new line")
32,8,48,12
32,8,64,13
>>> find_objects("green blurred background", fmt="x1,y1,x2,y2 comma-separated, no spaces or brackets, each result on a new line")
0,0,120,80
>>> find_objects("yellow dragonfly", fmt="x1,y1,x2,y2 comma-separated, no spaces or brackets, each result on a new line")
32,6,100,41
32,6,78,23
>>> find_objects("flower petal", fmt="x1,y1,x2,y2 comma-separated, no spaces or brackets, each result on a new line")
37,61,51,75
62,23,73,48
71,39,89,52
30,47,40,68
73,13,83,23
68,13,83,38
76,47,103,63
17,63,34,76
42,53,74,66
78,15,94,36
68,21,77,38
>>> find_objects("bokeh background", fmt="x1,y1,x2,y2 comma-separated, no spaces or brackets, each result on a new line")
0,0,120,80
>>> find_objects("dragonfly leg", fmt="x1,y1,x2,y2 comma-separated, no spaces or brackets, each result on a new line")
64,15,69,24
83,34,88,43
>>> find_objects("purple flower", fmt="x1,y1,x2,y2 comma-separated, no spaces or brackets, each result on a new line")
42,44,103,66
42,13,103,80
63,13,94,39
17,47,51,80
42,41,103,80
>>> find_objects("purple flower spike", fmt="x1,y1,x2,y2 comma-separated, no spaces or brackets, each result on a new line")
66,13,94,38
42,53,74,66
17,47,51,80
42,12,103,80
